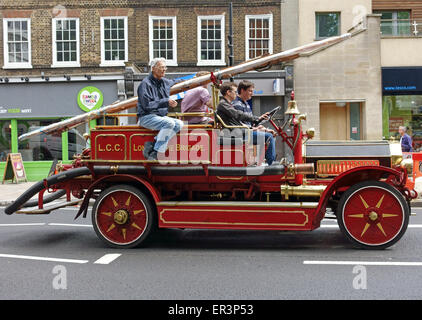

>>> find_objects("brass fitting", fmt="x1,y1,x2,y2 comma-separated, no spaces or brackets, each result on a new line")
287,163,315,176
280,184,326,200
305,128,315,139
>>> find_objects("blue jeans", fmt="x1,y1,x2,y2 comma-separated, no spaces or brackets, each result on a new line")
138,114,184,153
252,131,276,165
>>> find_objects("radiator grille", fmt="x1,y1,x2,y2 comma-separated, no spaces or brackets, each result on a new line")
316,160,380,177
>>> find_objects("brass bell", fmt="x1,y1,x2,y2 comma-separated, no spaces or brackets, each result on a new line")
285,91,300,115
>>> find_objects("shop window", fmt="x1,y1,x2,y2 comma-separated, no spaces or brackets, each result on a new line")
383,95,422,151
375,11,411,36
197,15,225,66
18,120,62,161
0,121,12,161
315,12,340,39
149,16,177,66
52,18,80,67
100,17,128,67
2,18,32,69
68,126,86,159
245,14,273,60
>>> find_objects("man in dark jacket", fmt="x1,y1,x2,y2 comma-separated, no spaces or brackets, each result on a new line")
217,82,276,165
137,58,184,160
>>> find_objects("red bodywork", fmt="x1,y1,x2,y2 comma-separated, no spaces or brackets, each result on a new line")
45,115,413,234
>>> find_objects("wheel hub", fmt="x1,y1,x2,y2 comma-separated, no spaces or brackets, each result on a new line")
369,211,378,221
113,209,129,225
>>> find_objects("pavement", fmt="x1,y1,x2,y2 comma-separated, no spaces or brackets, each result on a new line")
0,181,38,207
1,180,422,207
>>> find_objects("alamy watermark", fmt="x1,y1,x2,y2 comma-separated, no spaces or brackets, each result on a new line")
52,265,67,290
352,265,367,290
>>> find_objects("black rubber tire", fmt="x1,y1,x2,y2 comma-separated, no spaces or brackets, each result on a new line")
337,180,409,250
91,184,156,249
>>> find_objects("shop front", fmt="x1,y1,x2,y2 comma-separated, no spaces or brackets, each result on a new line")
382,67,422,151
0,80,118,180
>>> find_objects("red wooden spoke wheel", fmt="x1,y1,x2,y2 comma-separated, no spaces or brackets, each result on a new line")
92,184,155,248
337,180,409,249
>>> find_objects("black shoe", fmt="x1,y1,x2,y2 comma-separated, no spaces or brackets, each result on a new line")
147,150,158,161
143,141,154,159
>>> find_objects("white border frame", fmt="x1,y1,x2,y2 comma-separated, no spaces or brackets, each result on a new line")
100,16,128,67
245,14,273,61
148,15,178,66
197,15,226,66
51,17,81,68
2,18,32,69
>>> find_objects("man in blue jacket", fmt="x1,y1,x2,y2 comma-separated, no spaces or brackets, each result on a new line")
137,58,184,160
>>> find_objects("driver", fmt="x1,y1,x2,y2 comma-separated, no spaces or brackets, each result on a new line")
217,82,276,165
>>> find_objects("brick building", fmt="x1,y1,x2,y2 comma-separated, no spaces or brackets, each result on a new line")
0,0,285,180
0,0,282,74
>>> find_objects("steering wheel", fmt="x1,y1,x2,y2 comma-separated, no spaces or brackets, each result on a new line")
254,105,282,126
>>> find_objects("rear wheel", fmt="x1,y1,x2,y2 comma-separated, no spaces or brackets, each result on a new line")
337,180,409,250
92,184,155,248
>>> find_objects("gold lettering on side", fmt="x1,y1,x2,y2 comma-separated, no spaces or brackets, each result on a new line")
98,144,123,153
175,144,204,152
133,144,144,152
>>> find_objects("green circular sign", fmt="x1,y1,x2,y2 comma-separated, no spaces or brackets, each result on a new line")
77,86,104,112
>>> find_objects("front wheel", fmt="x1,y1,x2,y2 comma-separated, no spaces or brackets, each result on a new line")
337,180,409,250
92,184,155,248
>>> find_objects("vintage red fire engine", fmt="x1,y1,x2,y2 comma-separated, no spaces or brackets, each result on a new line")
4,34,417,250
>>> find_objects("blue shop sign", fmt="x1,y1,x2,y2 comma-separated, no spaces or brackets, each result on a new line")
382,67,422,95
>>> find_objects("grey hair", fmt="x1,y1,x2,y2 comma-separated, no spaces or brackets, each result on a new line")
399,126,407,132
150,57,166,69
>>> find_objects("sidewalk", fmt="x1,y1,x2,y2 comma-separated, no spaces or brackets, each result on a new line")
0,181,421,208
0,181,38,206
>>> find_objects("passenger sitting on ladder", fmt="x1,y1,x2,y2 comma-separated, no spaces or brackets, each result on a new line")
181,71,214,125
137,58,184,161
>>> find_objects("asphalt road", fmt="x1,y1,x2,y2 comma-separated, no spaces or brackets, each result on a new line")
1,206,422,300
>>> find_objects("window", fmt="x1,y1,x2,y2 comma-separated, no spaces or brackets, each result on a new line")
149,16,177,66
18,120,62,161
382,95,422,151
197,15,225,66
245,14,273,60
0,120,12,161
100,17,128,66
2,18,32,69
315,12,340,39
375,11,411,36
52,18,80,67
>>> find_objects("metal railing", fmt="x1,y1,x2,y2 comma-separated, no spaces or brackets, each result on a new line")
380,19,422,37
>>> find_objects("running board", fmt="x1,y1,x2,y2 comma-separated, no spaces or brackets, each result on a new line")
15,199,83,214
157,201,319,231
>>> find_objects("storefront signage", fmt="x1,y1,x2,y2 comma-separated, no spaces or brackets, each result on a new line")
0,107,32,115
2,153,27,183
77,86,104,112
389,117,404,133
382,67,422,94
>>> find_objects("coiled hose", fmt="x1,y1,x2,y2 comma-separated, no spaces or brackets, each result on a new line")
4,167,90,215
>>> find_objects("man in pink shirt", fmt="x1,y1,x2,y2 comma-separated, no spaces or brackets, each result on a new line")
181,71,214,124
